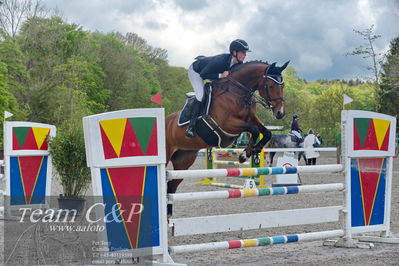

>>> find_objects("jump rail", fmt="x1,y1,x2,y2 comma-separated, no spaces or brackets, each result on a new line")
167,164,343,180
168,183,344,202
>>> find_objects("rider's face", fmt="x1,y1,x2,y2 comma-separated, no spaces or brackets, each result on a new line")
233,51,247,63
236,51,246,62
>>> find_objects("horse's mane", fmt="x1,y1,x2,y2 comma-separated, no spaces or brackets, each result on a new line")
230,60,269,73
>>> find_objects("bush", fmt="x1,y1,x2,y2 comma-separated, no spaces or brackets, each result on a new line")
49,125,91,198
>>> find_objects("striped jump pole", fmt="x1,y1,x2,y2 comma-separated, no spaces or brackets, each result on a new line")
167,164,343,180
200,147,266,188
213,160,250,166
203,182,244,189
170,229,345,254
168,183,344,202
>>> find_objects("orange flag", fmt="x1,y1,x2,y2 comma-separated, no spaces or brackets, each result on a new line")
150,92,162,106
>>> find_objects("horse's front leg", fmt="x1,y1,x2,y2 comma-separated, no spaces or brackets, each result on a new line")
238,124,260,163
251,116,272,154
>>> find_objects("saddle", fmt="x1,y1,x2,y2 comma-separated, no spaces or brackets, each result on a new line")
177,83,239,147
177,83,212,126
288,133,303,144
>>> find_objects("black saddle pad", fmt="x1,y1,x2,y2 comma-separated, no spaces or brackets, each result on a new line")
178,84,212,126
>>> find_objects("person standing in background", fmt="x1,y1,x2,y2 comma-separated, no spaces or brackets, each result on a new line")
304,129,320,165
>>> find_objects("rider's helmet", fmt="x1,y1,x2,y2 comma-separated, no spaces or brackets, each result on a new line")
229,39,251,54
293,114,299,119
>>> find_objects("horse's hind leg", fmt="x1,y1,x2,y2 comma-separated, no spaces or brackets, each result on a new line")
269,152,276,166
167,149,198,217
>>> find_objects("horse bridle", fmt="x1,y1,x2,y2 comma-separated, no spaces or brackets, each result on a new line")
223,70,285,110
259,74,285,110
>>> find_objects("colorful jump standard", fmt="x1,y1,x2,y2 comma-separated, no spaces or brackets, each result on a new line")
83,109,398,266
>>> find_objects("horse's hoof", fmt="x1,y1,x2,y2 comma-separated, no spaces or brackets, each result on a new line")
239,153,247,163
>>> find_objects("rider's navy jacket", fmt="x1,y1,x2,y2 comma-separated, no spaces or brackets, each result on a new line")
192,53,238,80
291,119,301,132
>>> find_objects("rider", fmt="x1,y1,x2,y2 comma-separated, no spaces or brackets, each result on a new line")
185,39,251,139
291,114,303,145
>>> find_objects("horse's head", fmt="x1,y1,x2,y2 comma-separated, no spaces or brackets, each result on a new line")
258,61,289,119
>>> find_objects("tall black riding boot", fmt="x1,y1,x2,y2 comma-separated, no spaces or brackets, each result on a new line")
185,99,202,139
296,137,302,146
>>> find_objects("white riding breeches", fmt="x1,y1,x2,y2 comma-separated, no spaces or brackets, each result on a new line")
292,130,302,139
188,64,204,101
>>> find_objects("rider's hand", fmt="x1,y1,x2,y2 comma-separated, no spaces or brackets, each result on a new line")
219,71,229,78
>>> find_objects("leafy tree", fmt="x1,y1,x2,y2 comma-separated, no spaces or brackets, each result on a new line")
0,37,29,109
92,33,161,110
115,32,168,64
0,62,26,144
46,57,108,125
378,37,399,125
16,17,100,123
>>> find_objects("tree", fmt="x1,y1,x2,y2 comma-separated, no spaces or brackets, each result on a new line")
0,37,29,107
116,32,168,64
347,25,382,84
92,33,161,111
0,0,49,38
0,62,26,143
378,37,399,124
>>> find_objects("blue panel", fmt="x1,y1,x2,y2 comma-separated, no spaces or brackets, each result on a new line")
369,158,386,225
138,165,160,248
271,167,284,174
271,187,285,195
30,156,47,204
350,159,365,227
285,167,298,174
272,236,286,244
100,168,131,251
10,157,25,205
286,235,299,242
287,186,299,194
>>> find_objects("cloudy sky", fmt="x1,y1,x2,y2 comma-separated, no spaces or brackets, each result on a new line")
44,0,399,81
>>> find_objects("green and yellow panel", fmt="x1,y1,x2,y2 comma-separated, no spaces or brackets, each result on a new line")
12,126,51,150
353,117,391,152
99,117,158,159
346,111,396,157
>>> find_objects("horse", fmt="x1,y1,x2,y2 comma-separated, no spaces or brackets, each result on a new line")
265,133,305,166
165,61,289,215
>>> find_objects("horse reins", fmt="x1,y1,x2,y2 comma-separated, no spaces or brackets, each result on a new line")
223,73,285,110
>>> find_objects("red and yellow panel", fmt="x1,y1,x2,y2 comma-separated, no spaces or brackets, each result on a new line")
12,126,50,151
99,117,158,159
353,118,391,151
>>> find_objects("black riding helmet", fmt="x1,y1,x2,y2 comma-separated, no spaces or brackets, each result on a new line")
229,39,251,54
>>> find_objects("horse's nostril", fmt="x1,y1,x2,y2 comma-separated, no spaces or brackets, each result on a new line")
275,111,285,119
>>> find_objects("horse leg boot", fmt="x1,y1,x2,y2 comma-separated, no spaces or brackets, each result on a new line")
185,99,202,139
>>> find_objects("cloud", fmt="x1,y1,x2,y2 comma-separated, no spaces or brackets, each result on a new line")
174,0,209,11
43,0,399,81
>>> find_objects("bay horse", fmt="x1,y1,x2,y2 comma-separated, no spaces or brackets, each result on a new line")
165,61,289,214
